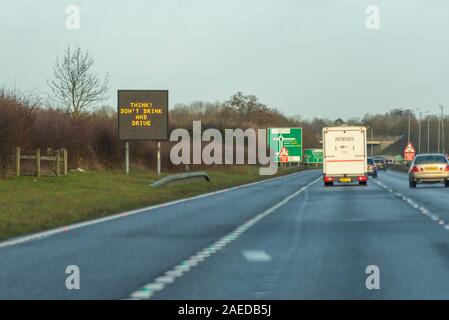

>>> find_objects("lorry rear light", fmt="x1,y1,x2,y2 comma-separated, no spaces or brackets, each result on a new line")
323,176,334,182
411,166,420,173
357,176,367,182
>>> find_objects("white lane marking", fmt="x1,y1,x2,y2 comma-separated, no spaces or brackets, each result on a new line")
0,170,318,250
373,180,448,230
242,250,272,262
143,283,164,291
154,276,175,284
165,270,184,278
128,291,150,299
128,176,321,300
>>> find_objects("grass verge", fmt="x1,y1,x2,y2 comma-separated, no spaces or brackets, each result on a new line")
0,166,305,241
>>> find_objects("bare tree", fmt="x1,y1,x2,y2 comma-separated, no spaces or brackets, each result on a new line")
226,92,264,122
48,45,110,118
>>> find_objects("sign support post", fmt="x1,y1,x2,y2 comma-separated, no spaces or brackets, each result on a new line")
157,141,161,176
125,141,130,175
118,90,169,176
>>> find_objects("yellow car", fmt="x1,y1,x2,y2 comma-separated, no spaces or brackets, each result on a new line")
409,154,449,188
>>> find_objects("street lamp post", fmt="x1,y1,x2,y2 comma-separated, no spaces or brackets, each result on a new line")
417,109,432,154
401,107,414,144
408,110,411,143
440,104,445,154
438,108,441,153
366,125,374,157
418,111,422,154
427,114,431,153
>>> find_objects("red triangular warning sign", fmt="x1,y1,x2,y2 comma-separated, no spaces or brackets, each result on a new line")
279,147,289,156
403,143,416,154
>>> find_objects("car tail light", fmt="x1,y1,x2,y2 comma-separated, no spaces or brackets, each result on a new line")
445,165,449,172
357,176,368,182
411,166,420,173
323,176,334,182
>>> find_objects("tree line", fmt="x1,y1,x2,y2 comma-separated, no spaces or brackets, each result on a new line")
1,45,448,176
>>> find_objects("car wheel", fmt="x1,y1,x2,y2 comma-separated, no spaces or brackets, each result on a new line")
409,180,417,188
374,173,378,179
445,181,449,188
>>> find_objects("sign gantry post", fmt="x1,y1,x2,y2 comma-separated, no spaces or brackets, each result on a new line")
118,90,169,176
157,141,161,176
125,141,130,175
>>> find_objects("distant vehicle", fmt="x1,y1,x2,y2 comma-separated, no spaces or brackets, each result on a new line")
367,157,378,178
322,126,368,186
409,154,449,188
373,157,387,171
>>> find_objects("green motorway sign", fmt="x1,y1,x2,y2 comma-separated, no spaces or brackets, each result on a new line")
304,149,323,164
268,128,303,163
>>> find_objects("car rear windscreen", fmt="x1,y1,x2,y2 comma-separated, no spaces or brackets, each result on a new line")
414,155,448,165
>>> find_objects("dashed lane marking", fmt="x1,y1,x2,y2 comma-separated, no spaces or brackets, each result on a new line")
374,180,449,231
242,250,272,262
128,176,321,300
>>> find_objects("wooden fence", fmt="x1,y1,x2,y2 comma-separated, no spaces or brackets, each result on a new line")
16,147,68,177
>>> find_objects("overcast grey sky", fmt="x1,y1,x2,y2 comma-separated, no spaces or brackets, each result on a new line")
1,0,448,119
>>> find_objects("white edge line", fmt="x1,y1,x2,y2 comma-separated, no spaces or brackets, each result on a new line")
0,170,319,249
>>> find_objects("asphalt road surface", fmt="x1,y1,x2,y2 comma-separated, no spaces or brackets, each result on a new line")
2,169,449,299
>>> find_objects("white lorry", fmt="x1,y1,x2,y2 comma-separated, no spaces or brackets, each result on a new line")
322,126,368,186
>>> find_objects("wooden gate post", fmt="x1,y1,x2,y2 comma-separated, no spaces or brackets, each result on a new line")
63,149,68,176
16,147,20,176
36,148,41,178
56,150,61,177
